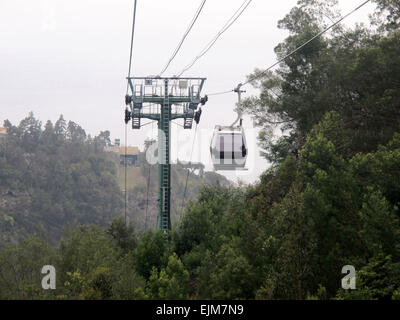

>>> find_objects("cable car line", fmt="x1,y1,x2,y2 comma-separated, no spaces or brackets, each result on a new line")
144,120,157,230
123,0,371,221
158,0,207,76
180,124,198,214
144,160,151,230
177,0,253,77
124,121,128,224
126,0,138,94
243,0,371,86
206,0,371,98
172,121,185,128
123,0,138,225
207,0,371,172
140,120,157,127
207,89,234,96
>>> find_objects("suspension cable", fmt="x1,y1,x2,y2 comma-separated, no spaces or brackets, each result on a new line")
180,124,198,215
144,157,151,230
124,123,128,225
144,120,155,230
124,0,138,225
140,120,157,127
244,0,371,85
126,0,138,94
207,89,234,96
158,0,207,76
205,0,371,96
172,121,185,128
177,0,253,77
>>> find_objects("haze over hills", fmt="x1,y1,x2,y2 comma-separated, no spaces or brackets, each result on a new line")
1,0,400,301
0,113,230,246
113,150,231,231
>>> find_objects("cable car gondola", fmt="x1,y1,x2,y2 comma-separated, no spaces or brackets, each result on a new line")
210,125,247,170
210,84,248,171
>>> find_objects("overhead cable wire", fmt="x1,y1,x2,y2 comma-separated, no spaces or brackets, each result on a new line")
124,122,128,225
172,121,185,128
158,0,207,76
206,0,371,96
140,120,157,127
180,124,198,216
126,0,138,94
243,0,371,86
144,121,156,230
124,0,138,225
207,89,234,96
144,165,151,230
144,154,151,230
177,0,253,77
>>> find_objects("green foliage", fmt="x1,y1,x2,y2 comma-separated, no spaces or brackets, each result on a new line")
107,217,137,253
242,0,400,163
0,114,123,245
198,242,256,299
133,230,170,280
372,0,400,31
336,254,400,300
146,253,190,299
1,0,400,301
0,236,57,299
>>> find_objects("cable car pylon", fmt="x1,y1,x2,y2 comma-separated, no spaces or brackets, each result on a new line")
125,77,207,233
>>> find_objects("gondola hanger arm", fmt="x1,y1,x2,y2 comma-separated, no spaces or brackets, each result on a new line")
231,83,246,127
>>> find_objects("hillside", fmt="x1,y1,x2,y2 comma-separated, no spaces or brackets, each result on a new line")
1,0,400,301
114,151,230,231
0,114,229,246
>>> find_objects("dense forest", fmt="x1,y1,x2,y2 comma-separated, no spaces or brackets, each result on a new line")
1,0,400,300
0,113,229,245
0,114,123,244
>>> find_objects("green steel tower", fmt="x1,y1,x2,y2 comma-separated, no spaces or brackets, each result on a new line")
125,77,207,233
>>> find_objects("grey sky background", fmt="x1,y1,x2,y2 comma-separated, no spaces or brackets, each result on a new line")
0,0,376,183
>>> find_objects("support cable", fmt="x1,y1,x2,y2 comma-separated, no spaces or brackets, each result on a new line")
124,0,138,225
144,121,155,230
124,122,128,225
243,0,371,86
206,0,371,95
177,0,253,77
180,124,198,216
207,89,234,96
126,0,138,94
158,0,207,76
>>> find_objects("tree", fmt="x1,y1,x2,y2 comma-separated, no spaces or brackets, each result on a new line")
133,230,170,280
18,112,42,153
0,236,57,299
107,217,137,253
67,121,86,143
54,115,67,141
147,253,190,299
372,0,400,31
242,1,400,163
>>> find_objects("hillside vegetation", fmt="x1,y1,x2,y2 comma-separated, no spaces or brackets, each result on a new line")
118,152,230,231
0,0,400,300
0,113,229,246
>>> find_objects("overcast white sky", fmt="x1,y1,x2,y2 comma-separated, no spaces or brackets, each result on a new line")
0,0,376,183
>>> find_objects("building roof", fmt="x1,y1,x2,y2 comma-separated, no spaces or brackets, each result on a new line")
119,146,139,155
104,145,119,153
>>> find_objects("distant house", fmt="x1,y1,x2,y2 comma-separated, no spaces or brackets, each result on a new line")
103,139,139,166
119,146,139,166
0,127,7,141
103,145,120,153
